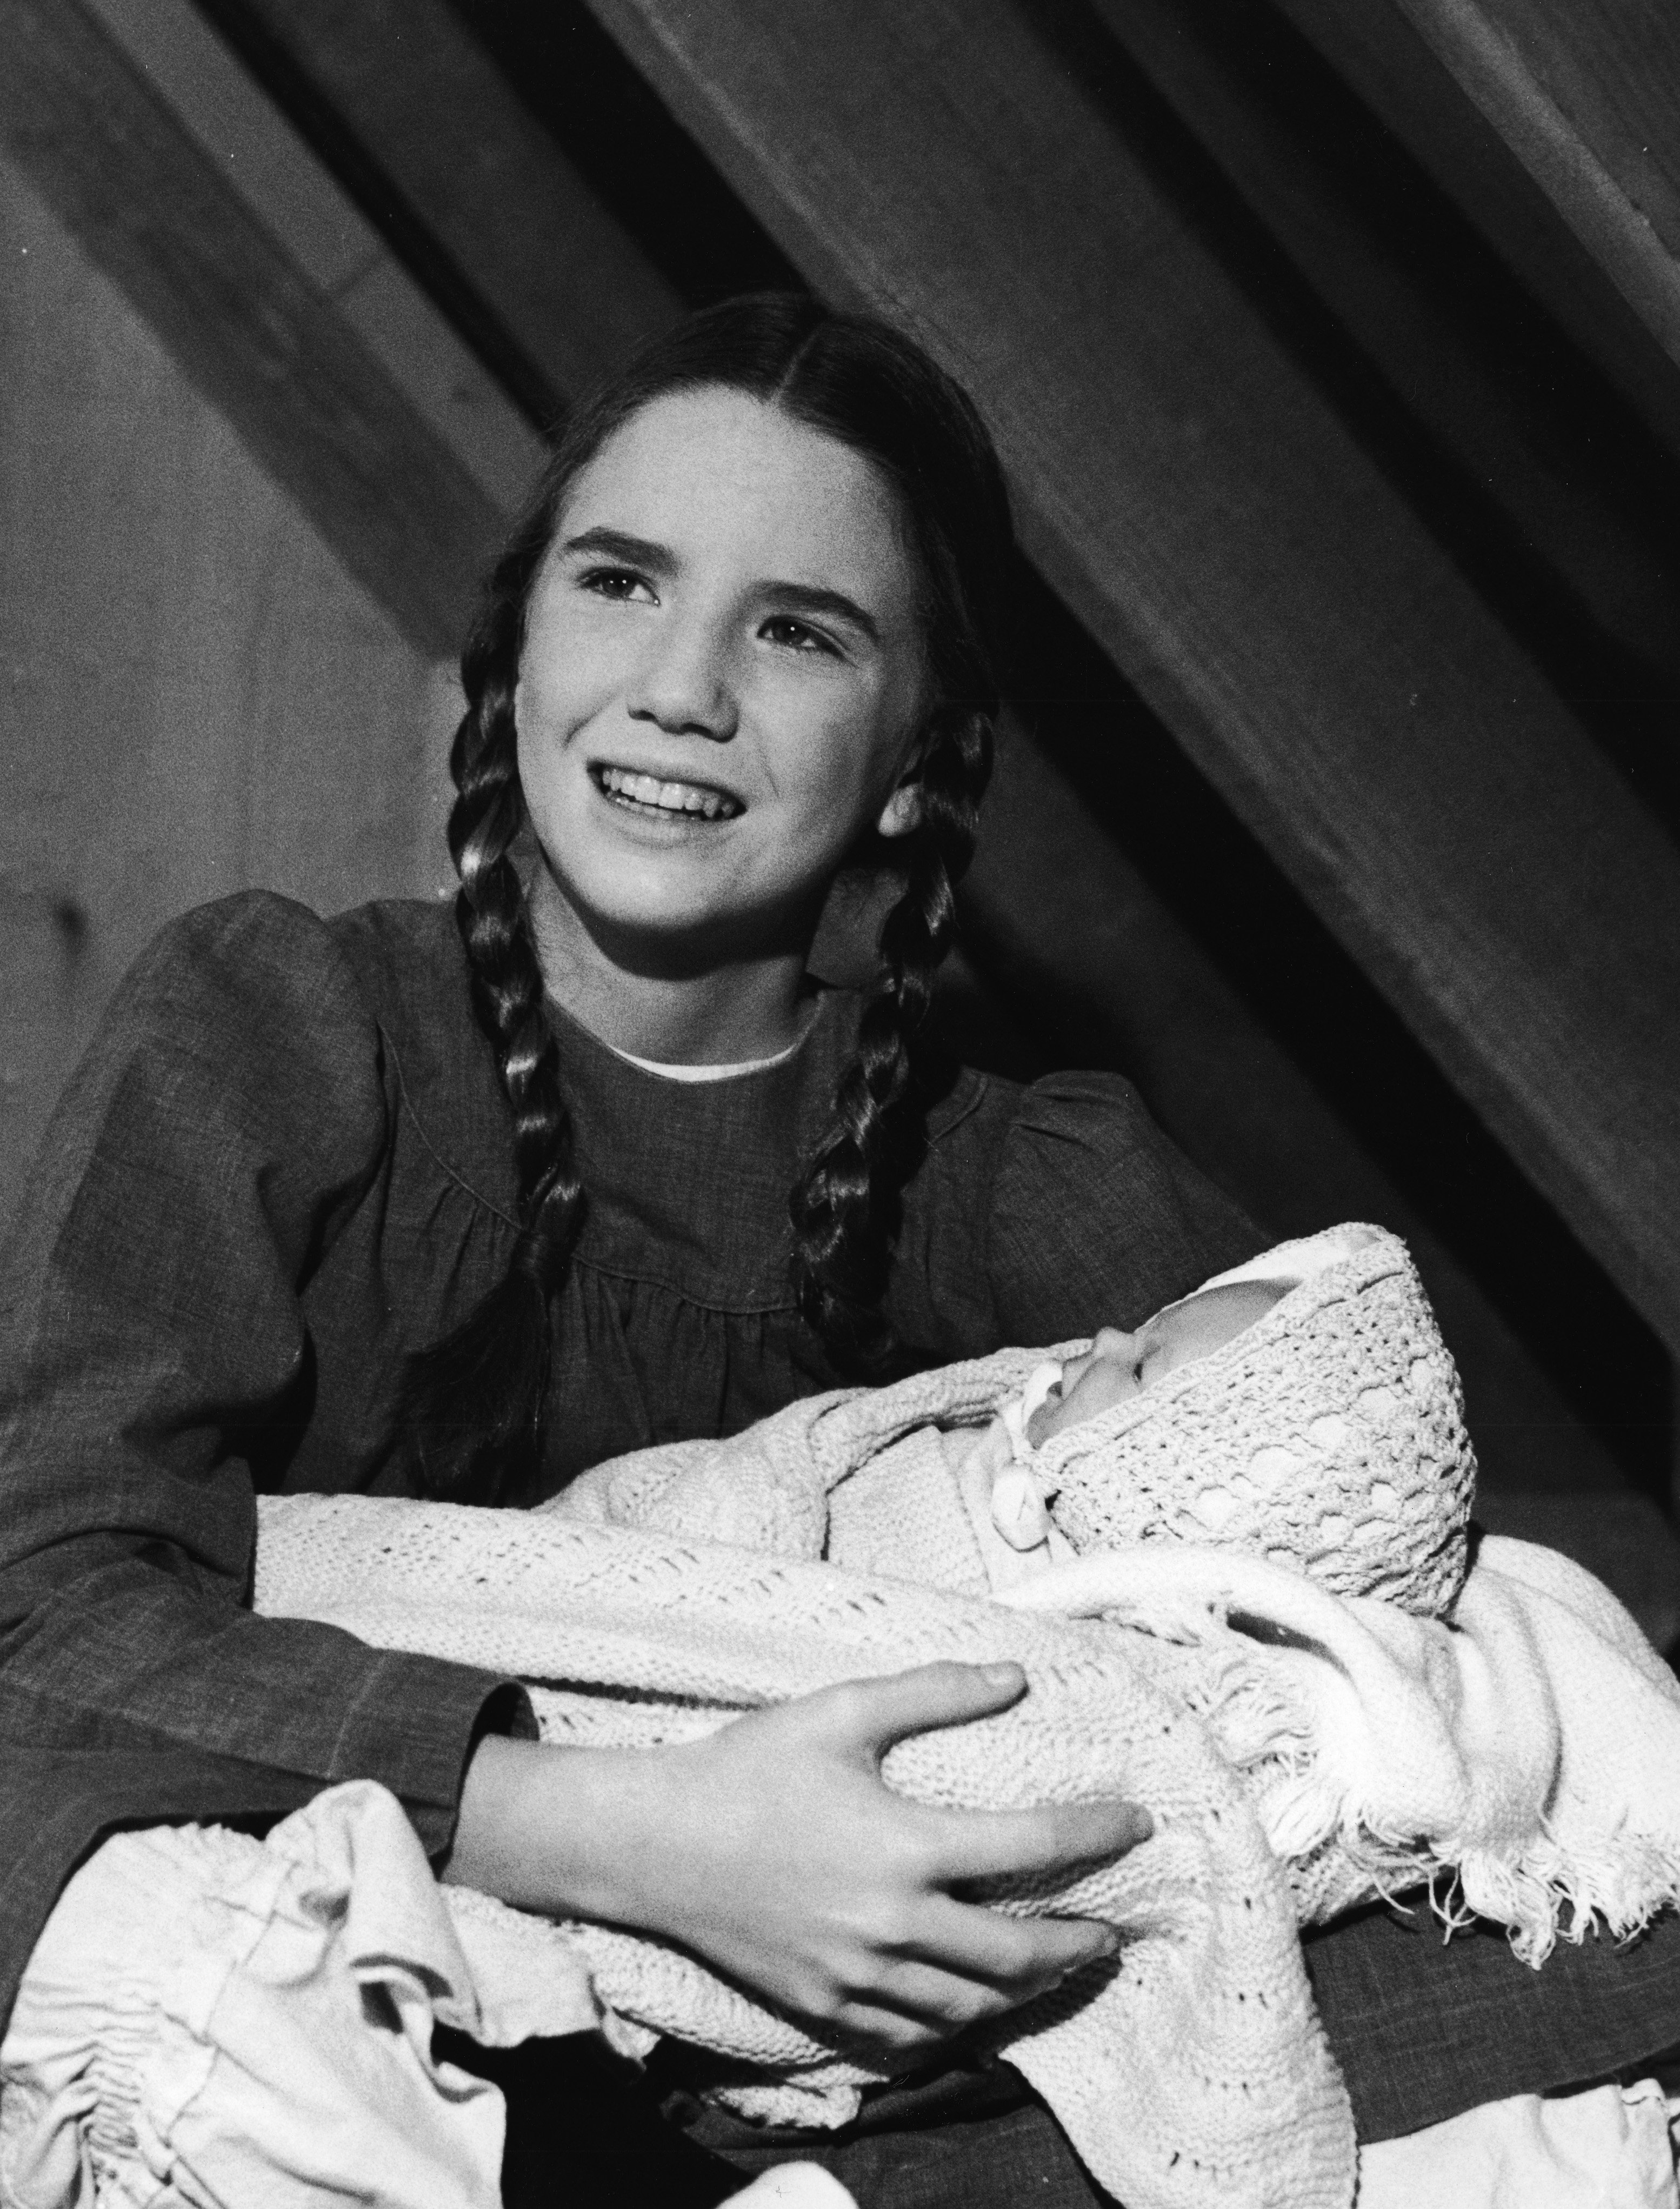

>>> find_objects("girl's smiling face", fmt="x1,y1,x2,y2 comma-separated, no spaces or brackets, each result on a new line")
515,385,929,966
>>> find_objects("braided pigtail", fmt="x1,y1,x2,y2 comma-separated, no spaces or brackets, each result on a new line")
401,530,584,1505
789,707,993,1372
769,300,1011,1375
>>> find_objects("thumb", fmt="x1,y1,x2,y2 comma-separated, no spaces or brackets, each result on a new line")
817,1661,1029,1761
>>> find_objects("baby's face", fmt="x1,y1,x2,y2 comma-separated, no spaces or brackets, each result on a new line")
1025,1279,1287,1446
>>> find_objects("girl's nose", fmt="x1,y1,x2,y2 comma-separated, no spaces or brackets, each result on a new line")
626,618,739,743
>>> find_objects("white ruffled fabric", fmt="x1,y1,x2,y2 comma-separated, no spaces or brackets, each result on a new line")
0,1781,582,2209
0,1786,855,2209
1357,2079,1680,2208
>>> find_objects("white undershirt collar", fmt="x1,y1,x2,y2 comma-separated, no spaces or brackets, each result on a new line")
604,1028,812,1083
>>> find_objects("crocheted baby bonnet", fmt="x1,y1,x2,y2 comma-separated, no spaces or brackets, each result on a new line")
1029,1225,1477,1618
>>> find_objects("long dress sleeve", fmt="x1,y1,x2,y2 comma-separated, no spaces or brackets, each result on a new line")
0,894,527,2032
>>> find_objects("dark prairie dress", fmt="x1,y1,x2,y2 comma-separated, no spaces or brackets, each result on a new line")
1,891,1676,2175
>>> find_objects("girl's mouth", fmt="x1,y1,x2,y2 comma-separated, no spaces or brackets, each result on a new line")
592,765,743,821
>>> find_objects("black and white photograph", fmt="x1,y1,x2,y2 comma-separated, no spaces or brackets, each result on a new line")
2,3,1678,2204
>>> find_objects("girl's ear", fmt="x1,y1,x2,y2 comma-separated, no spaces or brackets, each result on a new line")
876,781,924,840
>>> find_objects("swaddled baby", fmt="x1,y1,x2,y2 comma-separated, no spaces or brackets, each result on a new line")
917,1220,1473,1614
569,1222,1479,1626
560,1217,1680,1967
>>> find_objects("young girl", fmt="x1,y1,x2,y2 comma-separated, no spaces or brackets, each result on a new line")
1,296,1677,2208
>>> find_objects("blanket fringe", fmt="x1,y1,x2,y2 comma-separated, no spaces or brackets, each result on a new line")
1456,1829,1680,1966
1168,1628,1680,1958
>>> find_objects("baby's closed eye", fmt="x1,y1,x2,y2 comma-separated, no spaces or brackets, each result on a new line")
1025,1349,1144,1445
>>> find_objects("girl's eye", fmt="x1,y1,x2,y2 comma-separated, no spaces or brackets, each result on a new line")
579,567,655,603
761,616,837,656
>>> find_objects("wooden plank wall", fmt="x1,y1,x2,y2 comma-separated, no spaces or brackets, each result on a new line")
0,147,456,1221
0,0,512,654
0,0,542,1227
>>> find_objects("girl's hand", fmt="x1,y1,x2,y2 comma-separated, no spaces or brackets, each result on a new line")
445,1662,1150,2064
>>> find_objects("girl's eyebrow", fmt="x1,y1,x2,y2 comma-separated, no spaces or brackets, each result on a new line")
561,525,675,576
559,525,882,644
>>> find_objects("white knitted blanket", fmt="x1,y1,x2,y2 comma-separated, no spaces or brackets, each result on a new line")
256,1492,1357,2209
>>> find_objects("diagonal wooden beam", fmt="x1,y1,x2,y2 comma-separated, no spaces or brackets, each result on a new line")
583,0,1680,1360
1079,0,1680,745
1391,0,1680,375
0,0,504,654
191,0,682,417
1272,0,1680,463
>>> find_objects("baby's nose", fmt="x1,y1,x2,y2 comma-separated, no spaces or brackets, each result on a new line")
1093,1326,1134,1350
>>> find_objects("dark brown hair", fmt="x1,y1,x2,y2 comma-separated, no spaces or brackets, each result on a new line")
403,294,1013,1503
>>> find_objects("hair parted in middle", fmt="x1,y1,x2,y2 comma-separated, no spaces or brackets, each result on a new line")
401,292,1015,1505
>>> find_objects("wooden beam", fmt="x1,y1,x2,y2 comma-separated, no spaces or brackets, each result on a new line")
1081,0,1680,736
1272,0,1680,463
1391,0,1680,375
90,0,544,516
0,0,504,654
585,0,1680,1356
192,0,682,416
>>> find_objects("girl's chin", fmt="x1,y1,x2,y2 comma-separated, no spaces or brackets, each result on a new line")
529,841,826,966
536,867,754,949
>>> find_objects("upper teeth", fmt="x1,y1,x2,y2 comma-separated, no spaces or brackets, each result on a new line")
598,767,740,819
